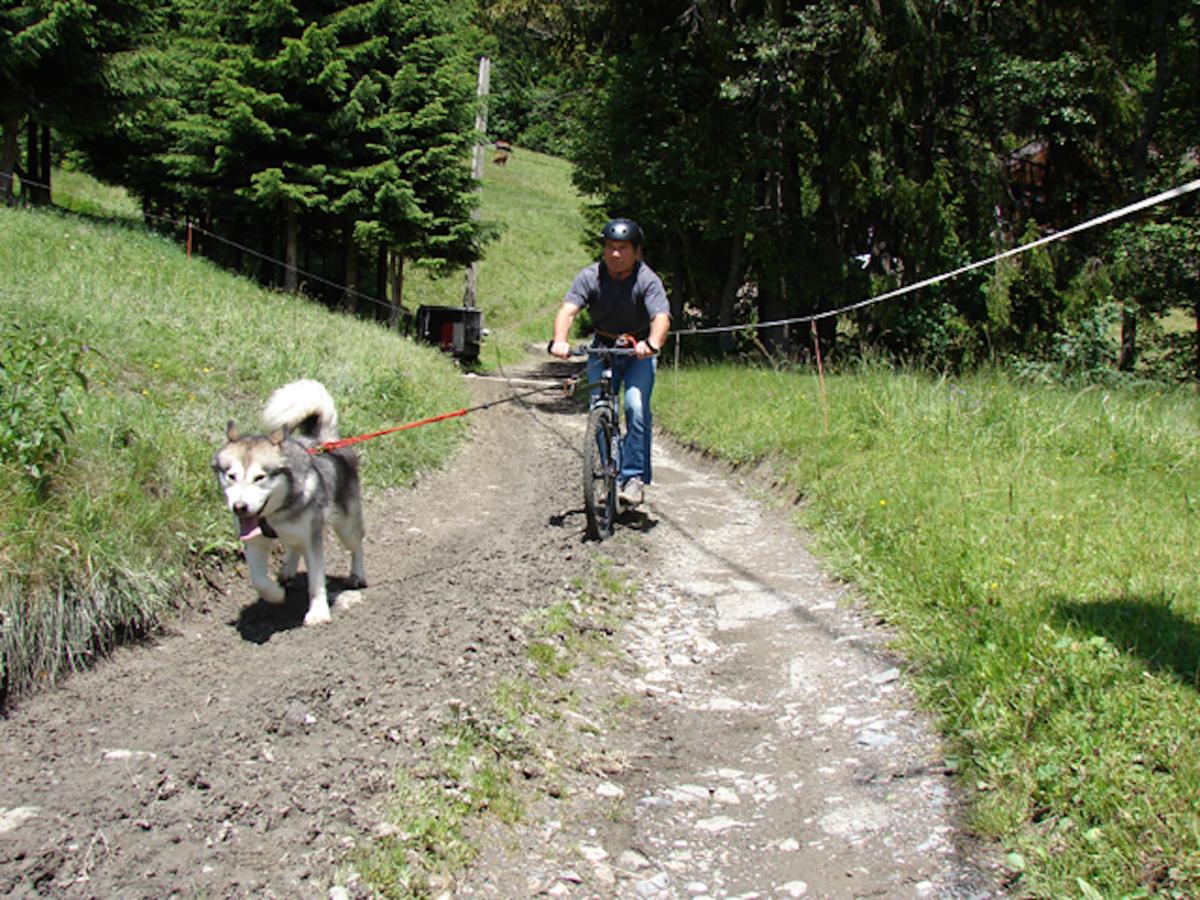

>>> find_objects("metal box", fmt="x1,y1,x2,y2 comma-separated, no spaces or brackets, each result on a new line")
416,305,483,362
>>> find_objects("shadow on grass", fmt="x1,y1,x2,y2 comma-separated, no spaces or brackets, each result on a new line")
1053,595,1200,689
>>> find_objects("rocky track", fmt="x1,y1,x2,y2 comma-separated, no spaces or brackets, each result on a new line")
0,357,1004,899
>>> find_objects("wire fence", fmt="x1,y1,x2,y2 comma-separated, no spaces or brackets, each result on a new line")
7,170,1199,347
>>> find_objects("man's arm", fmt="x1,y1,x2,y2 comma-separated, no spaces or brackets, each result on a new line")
642,312,670,357
636,312,670,359
549,302,580,359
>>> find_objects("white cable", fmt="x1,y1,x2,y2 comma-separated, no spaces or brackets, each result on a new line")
676,178,1200,337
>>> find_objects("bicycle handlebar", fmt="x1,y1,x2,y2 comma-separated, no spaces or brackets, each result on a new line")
547,340,643,359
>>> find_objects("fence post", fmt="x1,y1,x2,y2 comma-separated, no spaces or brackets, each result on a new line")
811,320,829,433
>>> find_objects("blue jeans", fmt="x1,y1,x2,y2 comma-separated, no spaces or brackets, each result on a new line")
589,351,656,485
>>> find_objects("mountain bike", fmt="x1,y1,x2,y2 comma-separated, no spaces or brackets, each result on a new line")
552,340,640,540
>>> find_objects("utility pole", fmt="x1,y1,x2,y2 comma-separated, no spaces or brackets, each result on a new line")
463,56,490,309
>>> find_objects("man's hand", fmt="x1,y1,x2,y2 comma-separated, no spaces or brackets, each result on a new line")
549,339,572,359
635,340,658,360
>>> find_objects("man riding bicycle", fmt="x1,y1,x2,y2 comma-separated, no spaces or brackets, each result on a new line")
550,218,671,506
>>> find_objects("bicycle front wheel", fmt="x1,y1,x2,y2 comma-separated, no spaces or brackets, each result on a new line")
583,405,619,540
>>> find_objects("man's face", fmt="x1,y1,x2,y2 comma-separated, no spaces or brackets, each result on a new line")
603,239,637,278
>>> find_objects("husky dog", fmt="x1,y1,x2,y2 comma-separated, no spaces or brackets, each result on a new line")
212,379,366,626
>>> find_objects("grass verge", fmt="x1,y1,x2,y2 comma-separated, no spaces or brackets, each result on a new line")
0,147,590,703
1,201,468,704
654,360,1200,897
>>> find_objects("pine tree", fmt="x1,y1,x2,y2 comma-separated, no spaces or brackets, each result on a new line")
0,0,162,204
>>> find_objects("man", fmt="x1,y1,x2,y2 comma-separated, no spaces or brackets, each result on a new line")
550,218,671,506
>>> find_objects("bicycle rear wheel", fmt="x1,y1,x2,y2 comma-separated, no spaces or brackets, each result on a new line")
583,405,619,539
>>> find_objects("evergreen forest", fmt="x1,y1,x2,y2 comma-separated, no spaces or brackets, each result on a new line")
3,0,1198,377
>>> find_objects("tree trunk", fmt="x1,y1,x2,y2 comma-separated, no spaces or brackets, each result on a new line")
1123,0,1170,373
388,250,406,329
462,262,478,309
39,124,51,203
717,204,749,354
25,120,45,205
376,244,387,319
284,200,299,293
1119,305,1138,372
230,213,244,273
1194,297,1200,383
342,221,359,313
23,121,51,206
1,111,18,204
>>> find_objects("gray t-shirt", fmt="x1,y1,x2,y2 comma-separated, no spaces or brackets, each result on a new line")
564,261,670,341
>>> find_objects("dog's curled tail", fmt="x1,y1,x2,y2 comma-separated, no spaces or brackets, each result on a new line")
261,379,340,443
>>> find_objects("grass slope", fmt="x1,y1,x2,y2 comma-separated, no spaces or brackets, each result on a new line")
403,148,593,359
1,149,589,704
656,362,1200,897
0,205,466,700
10,150,1194,897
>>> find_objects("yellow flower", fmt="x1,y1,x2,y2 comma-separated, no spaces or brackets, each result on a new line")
879,499,887,507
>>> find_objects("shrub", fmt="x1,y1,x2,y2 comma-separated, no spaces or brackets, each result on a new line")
0,320,88,493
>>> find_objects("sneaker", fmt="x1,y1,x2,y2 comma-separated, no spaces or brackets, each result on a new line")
619,477,644,507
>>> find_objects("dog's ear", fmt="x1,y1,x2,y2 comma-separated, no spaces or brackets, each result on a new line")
226,420,240,441
269,426,289,444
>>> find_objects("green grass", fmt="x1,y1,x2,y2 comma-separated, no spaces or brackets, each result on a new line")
352,712,529,898
655,361,1200,897
391,148,593,365
40,147,592,368
13,153,1198,897
1,150,589,702
51,167,142,220
1,199,469,701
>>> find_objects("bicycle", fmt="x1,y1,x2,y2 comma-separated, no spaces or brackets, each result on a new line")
551,338,641,540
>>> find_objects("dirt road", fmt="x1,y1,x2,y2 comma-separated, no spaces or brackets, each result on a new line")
0,357,1004,898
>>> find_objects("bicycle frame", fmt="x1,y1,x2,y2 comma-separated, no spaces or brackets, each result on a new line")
561,342,639,539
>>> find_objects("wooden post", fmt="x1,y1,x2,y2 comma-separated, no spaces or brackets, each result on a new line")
463,56,490,310
811,320,829,433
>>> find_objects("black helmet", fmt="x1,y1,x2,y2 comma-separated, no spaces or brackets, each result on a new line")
600,218,643,247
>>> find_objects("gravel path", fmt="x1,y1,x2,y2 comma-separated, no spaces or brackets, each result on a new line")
0,357,1005,898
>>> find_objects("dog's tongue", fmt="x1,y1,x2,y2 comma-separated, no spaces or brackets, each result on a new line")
237,514,263,541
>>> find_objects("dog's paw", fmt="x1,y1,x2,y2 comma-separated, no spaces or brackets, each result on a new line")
303,607,333,626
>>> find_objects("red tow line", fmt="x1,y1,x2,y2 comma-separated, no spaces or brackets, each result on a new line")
308,408,469,454
307,374,582,455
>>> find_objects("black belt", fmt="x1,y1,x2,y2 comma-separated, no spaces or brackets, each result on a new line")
593,326,648,346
